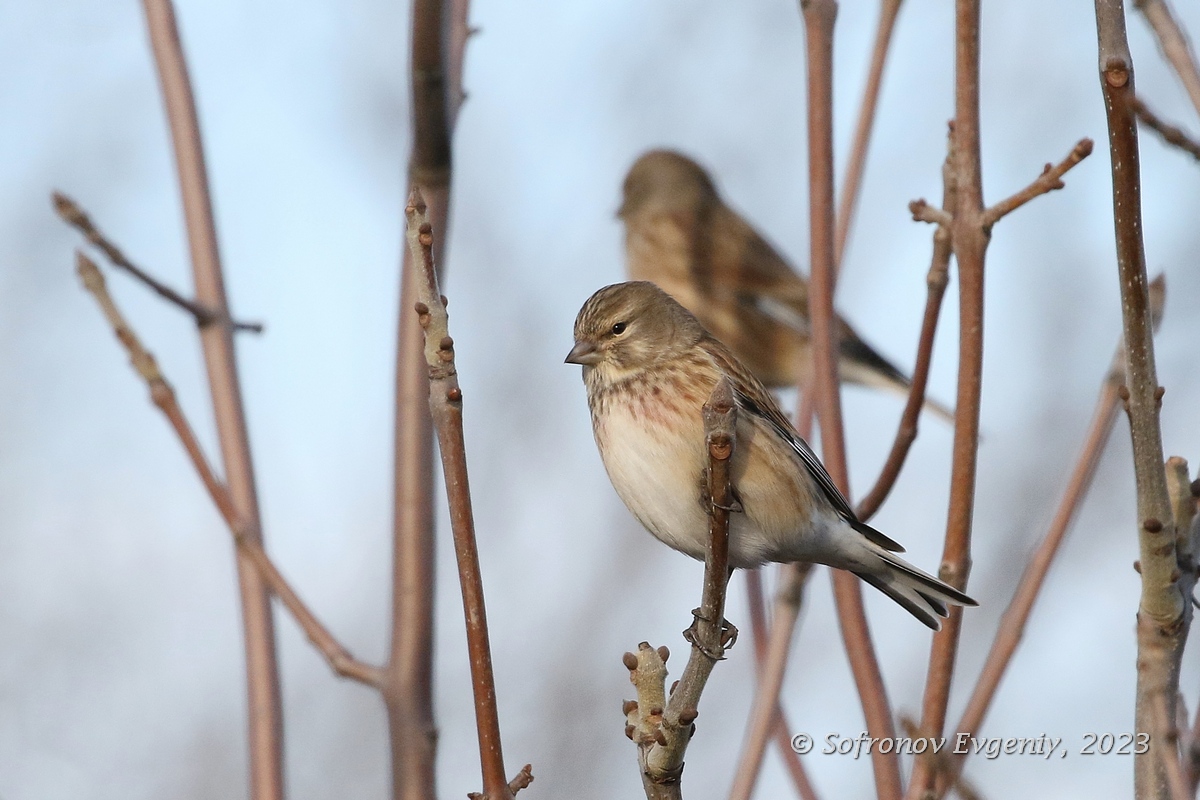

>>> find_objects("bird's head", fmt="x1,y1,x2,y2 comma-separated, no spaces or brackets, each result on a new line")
618,149,719,219
566,281,704,378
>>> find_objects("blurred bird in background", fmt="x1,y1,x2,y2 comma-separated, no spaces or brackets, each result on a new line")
618,148,953,422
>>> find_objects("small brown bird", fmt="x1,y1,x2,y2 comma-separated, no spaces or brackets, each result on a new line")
566,282,975,629
619,148,952,421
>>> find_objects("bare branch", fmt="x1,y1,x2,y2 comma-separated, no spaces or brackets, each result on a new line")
53,192,263,333
981,138,1094,229
1133,0,1200,119
743,570,820,800
857,136,956,521
909,198,953,226
1132,96,1200,162
624,378,738,798
800,1,901,796
406,191,525,800
139,1,283,795
835,0,904,270
76,251,382,687
1094,5,1186,796
387,0,472,793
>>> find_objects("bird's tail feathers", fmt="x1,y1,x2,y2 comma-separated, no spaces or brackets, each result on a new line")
853,548,977,631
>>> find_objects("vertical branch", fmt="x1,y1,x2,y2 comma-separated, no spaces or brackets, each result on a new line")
386,0,470,797
139,4,283,799
406,193,529,800
909,2,988,795
835,0,904,270
801,1,902,798
1133,0,1200,118
623,379,738,799
1094,3,1184,796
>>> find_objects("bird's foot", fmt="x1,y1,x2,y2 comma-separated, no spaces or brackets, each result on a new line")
683,608,738,660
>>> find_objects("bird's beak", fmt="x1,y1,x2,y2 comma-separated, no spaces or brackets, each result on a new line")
564,340,602,366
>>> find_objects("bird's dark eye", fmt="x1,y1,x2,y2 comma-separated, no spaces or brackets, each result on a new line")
611,322,628,336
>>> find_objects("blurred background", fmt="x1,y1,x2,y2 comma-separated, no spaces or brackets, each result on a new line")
3,1,1200,798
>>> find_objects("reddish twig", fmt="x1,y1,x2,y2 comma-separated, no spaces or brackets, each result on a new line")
386,0,472,796
981,138,1094,229
743,570,820,800
139,2,283,796
624,378,738,799
801,1,903,797
907,1,989,795
1131,96,1200,162
53,192,263,333
729,564,814,800
834,0,904,270
1133,0,1200,119
857,136,957,522
76,251,382,687
1094,4,1185,796
406,192,528,800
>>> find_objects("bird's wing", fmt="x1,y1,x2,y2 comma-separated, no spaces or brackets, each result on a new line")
701,336,906,553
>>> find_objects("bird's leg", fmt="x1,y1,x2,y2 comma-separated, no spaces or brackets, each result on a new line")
698,469,744,513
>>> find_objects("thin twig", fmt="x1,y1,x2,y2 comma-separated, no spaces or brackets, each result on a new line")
907,1,989,795
406,192,528,800
53,192,263,333
743,570,820,800
1131,96,1200,161
140,2,283,796
857,134,956,522
938,281,1167,792
624,377,738,799
77,251,382,687
834,0,904,270
728,564,813,800
800,1,902,797
1094,4,1185,797
387,0,472,795
899,716,985,800
980,138,1094,229
1133,0,1200,119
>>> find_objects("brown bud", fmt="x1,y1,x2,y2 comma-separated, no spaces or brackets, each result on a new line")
440,336,454,351
657,646,670,664
419,222,433,235
679,708,699,725
447,387,462,402
1104,58,1129,87
1145,518,1164,533
649,706,663,717
1191,479,1200,499
670,680,680,695
440,295,449,308
654,729,669,746
622,652,638,671
1134,560,1142,574
1118,385,1131,402
624,724,635,740
622,700,638,716
414,302,429,315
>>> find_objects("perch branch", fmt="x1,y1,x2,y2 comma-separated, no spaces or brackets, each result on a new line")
834,0,904,270
624,377,738,799
406,191,529,800
140,1,283,796
1131,96,1200,162
53,192,263,333
1133,0,1200,119
76,251,382,687
1094,4,1185,797
981,138,1094,229
801,1,902,797
938,277,1165,793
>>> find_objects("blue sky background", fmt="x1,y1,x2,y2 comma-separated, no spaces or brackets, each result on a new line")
3,1,1200,798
